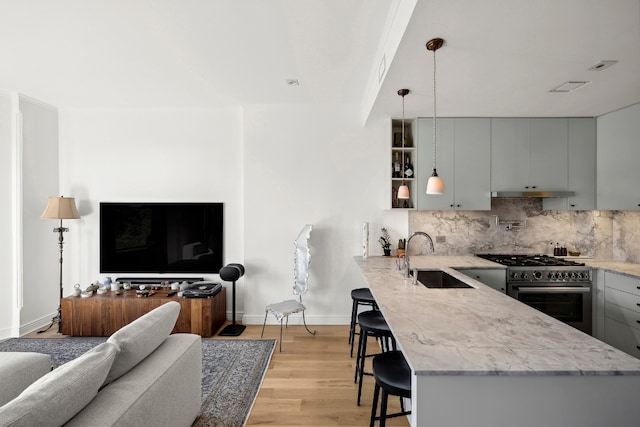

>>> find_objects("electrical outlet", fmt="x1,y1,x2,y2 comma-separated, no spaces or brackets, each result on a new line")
436,235,446,243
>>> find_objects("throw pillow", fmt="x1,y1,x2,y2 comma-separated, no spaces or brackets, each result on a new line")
104,300,180,384
0,342,117,427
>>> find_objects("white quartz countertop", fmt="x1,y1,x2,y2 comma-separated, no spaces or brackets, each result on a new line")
355,255,640,376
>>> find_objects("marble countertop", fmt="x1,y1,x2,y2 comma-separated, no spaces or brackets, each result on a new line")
355,255,640,376
583,260,640,277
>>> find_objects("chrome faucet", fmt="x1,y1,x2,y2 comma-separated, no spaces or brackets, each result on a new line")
404,231,435,278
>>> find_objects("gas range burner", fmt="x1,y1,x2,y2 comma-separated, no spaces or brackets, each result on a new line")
476,254,586,267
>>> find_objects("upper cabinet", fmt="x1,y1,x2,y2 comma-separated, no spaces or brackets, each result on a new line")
491,118,568,192
390,118,417,209
597,103,640,210
388,116,599,212
544,118,596,210
417,118,491,210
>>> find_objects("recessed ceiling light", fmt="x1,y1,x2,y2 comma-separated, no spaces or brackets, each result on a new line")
550,81,591,93
286,79,299,87
588,60,618,71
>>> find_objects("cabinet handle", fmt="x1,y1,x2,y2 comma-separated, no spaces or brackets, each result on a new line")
532,186,537,189
450,204,454,208
637,320,640,324
570,204,576,207
456,204,461,208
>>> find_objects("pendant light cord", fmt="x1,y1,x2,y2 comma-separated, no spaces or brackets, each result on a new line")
432,47,437,171
401,93,406,181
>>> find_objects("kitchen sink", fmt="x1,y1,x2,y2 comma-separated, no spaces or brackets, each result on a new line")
413,270,474,289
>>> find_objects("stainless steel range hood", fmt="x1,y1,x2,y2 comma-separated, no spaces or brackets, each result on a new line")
491,191,575,198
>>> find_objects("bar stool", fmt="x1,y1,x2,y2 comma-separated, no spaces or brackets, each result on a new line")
354,310,395,406
349,288,377,357
370,350,411,427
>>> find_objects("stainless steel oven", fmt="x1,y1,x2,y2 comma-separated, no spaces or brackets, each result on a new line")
509,274,592,335
477,255,593,335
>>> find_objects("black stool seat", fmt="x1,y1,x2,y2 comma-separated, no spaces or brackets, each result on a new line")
373,351,411,397
355,310,395,406
349,288,377,357
351,287,375,303
358,310,390,333
370,350,411,427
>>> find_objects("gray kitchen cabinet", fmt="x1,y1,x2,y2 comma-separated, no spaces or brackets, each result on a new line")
543,118,596,210
490,118,529,191
491,118,568,192
456,268,506,293
603,271,640,359
593,269,605,341
596,102,640,210
417,118,491,210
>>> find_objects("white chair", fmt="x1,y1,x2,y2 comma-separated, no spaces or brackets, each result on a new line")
261,224,316,351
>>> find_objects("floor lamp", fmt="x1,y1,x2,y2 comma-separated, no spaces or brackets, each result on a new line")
38,196,81,334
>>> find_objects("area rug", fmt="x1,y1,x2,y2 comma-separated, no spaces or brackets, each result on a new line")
0,337,275,427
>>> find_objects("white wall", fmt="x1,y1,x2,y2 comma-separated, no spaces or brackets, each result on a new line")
58,107,244,315
242,104,407,325
19,95,59,333
0,93,59,338
56,104,407,326
55,104,409,325
0,92,16,337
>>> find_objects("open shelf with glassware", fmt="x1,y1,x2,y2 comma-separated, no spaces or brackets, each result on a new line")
390,117,417,209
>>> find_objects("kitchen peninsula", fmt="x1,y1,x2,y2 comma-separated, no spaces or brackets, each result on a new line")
355,256,640,427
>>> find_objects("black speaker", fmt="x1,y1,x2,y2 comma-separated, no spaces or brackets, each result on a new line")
219,263,244,282
218,263,246,336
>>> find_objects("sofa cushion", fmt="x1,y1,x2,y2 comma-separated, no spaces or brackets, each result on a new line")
0,342,117,427
65,334,202,427
0,352,52,406
105,300,180,384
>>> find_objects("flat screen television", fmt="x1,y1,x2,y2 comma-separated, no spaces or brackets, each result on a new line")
100,202,223,274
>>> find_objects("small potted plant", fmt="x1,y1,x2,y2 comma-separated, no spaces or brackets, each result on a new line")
379,227,392,257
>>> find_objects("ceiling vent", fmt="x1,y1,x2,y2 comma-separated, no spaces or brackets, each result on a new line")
550,81,590,93
588,60,618,71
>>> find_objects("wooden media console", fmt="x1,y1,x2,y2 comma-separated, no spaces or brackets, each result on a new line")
60,288,226,337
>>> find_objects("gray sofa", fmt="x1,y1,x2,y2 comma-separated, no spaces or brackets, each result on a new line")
0,301,202,427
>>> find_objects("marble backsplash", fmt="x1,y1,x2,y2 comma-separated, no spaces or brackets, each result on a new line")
408,198,640,263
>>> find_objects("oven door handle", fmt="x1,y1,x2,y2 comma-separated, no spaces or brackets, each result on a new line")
513,286,591,294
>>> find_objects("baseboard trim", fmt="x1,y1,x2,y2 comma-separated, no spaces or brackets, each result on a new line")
242,314,350,326
19,312,57,337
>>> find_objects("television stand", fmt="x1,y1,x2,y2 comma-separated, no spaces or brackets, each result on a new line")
60,288,226,337
115,277,204,285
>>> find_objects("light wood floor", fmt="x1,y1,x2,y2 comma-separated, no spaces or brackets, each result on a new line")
25,323,409,427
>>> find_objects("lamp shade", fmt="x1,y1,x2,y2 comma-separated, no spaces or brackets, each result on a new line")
397,184,410,199
426,171,443,195
41,196,81,220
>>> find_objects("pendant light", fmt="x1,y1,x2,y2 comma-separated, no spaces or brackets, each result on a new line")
426,38,444,195
397,88,410,200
